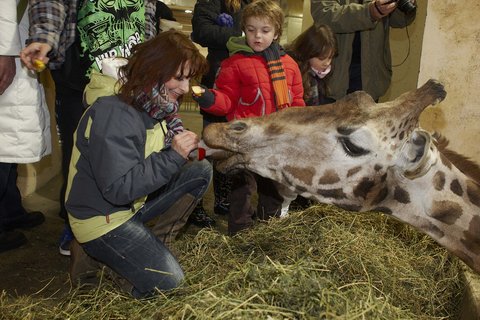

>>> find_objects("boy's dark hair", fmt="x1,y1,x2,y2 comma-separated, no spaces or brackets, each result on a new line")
118,30,208,108
241,0,284,40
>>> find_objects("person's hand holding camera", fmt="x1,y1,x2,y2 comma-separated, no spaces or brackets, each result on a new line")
370,0,416,21
370,0,397,21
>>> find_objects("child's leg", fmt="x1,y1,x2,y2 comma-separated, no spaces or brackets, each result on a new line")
256,175,284,220
213,166,232,215
228,170,256,235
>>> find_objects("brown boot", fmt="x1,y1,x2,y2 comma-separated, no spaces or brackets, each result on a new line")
151,193,197,249
69,238,102,287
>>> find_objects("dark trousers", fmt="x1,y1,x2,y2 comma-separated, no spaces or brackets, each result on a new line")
52,79,85,220
0,163,27,231
202,115,231,208
228,170,283,235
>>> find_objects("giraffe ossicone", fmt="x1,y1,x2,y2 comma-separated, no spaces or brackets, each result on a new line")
202,79,480,274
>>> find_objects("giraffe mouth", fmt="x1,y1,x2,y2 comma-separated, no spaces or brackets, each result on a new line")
199,140,246,173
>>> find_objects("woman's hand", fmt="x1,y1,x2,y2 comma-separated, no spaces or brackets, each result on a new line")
171,130,199,159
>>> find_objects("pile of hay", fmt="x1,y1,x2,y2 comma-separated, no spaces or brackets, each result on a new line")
0,204,464,319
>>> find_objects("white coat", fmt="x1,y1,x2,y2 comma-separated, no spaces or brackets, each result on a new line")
0,0,51,163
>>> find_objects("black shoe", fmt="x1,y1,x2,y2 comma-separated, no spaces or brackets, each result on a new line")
214,203,229,216
188,207,216,228
0,230,27,253
289,196,312,211
4,211,45,231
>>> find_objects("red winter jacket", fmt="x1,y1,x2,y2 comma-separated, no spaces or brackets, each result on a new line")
201,38,305,121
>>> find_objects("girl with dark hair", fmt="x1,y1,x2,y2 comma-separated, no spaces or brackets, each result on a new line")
285,24,337,210
287,24,337,106
65,30,212,298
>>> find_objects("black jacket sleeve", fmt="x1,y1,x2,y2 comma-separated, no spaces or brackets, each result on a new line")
191,0,243,49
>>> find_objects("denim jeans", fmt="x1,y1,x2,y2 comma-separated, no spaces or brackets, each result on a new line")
82,160,212,298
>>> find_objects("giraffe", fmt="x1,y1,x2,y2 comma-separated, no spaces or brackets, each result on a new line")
201,79,480,274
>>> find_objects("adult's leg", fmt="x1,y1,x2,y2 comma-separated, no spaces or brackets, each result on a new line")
0,163,44,229
82,215,183,298
228,170,256,235
144,160,212,245
53,81,85,255
53,82,85,220
0,163,27,252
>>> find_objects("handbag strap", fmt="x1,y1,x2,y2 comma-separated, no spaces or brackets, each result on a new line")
17,0,28,23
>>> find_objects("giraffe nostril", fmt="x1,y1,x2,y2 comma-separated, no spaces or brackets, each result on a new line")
230,121,247,132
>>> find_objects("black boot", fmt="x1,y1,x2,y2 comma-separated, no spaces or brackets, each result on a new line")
0,230,27,253
4,211,45,231
187,200,216,228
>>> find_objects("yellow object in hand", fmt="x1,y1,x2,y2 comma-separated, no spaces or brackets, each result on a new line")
191,85,204,96
33,59,46,72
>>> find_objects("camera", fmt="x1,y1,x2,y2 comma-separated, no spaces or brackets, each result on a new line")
391,0,417,14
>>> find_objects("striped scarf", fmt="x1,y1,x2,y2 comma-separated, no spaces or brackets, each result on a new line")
135,83,184,147
262,42,291,110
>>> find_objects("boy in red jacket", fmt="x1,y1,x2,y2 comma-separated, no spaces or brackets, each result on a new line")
193,0,305,234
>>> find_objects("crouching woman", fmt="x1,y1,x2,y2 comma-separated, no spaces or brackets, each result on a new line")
65,30,212,298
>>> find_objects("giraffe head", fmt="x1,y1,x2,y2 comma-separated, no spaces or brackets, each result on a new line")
203,79,480,273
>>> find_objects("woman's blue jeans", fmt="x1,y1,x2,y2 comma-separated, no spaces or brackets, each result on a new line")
82,160,212,298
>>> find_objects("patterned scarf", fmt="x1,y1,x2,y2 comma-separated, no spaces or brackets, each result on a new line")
262,42,291,110
134,83,184,147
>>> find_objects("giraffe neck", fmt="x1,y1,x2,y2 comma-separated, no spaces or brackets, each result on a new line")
376,153,480,273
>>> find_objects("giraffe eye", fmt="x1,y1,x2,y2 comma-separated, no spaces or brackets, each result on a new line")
339,137,370,157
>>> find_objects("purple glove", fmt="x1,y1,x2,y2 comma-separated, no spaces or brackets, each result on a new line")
215,13,234,27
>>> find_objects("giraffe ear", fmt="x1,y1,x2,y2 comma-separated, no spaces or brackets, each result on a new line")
396,130,433,179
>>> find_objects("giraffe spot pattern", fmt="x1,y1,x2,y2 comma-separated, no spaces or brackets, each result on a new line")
461,215,480,255
380,173,387,182
316,188,347,199
318,169,340,185
430,200,463,225
450,179,463,197
347,166,362,177
433,171,446,191
423,221,445,239
393,186,410,204
284,165,315,186
466,179,480,207
265,123,285,135
353,178,375,199
371,186,389,205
